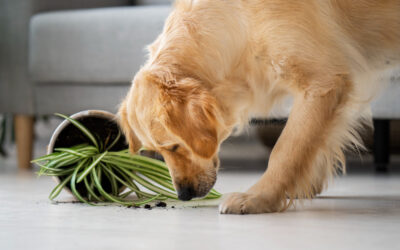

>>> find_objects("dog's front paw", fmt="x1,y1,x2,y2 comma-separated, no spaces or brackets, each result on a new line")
219,192,283,214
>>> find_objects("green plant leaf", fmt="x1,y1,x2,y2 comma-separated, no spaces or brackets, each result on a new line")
46,154,80,169
76,151,107,183
117,166,178,199
70,159,97,206
141,172,176,192
49,175,73,200
91,166,133,206
54,148,90,157
38,165,76,177
103,164,153,199
100,162,118,196
102,157,171,180
108,152,170,171
31,152,62,163
105,130,121,151
83,175,103,202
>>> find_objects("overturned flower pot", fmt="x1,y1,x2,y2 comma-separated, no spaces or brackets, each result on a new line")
47,110,127,200
33,110,221,206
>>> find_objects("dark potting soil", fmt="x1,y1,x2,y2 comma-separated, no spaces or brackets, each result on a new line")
54,116,127,151
54,116,128,197
126,202,167,209
155,201,167,207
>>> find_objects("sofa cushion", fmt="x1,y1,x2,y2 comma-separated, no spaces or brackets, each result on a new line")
30,6,170,84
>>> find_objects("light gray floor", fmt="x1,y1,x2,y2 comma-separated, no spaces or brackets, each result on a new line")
1,119,400,250
1,169,400,250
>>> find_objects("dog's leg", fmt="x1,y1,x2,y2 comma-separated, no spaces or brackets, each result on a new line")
220,77,360,214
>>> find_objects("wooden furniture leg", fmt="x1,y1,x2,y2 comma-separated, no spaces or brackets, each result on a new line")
14,115,34,170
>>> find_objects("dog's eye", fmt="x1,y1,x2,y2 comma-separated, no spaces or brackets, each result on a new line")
168,144,180,152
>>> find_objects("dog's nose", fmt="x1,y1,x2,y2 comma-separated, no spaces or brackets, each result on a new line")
177,185,196,201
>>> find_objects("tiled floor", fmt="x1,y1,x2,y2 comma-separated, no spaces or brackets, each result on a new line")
1,119,400,250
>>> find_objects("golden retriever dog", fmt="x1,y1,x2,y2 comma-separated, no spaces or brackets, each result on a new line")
118,0,400,214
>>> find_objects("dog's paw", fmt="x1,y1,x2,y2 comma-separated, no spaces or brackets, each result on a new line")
219,192,283,214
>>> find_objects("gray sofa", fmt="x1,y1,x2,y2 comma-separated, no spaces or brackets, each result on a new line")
30,4,171,114
0,0,172,169
1,0,399,171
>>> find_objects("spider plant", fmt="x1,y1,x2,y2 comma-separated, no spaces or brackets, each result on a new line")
32,113,221,207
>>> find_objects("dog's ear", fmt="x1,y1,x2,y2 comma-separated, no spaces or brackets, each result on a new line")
157,77,219,159
118,98,142,154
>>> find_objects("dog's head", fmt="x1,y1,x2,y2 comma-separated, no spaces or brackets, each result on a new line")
119,69,228,201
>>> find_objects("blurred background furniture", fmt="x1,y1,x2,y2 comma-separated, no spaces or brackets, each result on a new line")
370,73,400,171
0,0,171,170
0,0,399,172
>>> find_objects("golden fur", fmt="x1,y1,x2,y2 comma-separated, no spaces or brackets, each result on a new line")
119,0,400,213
